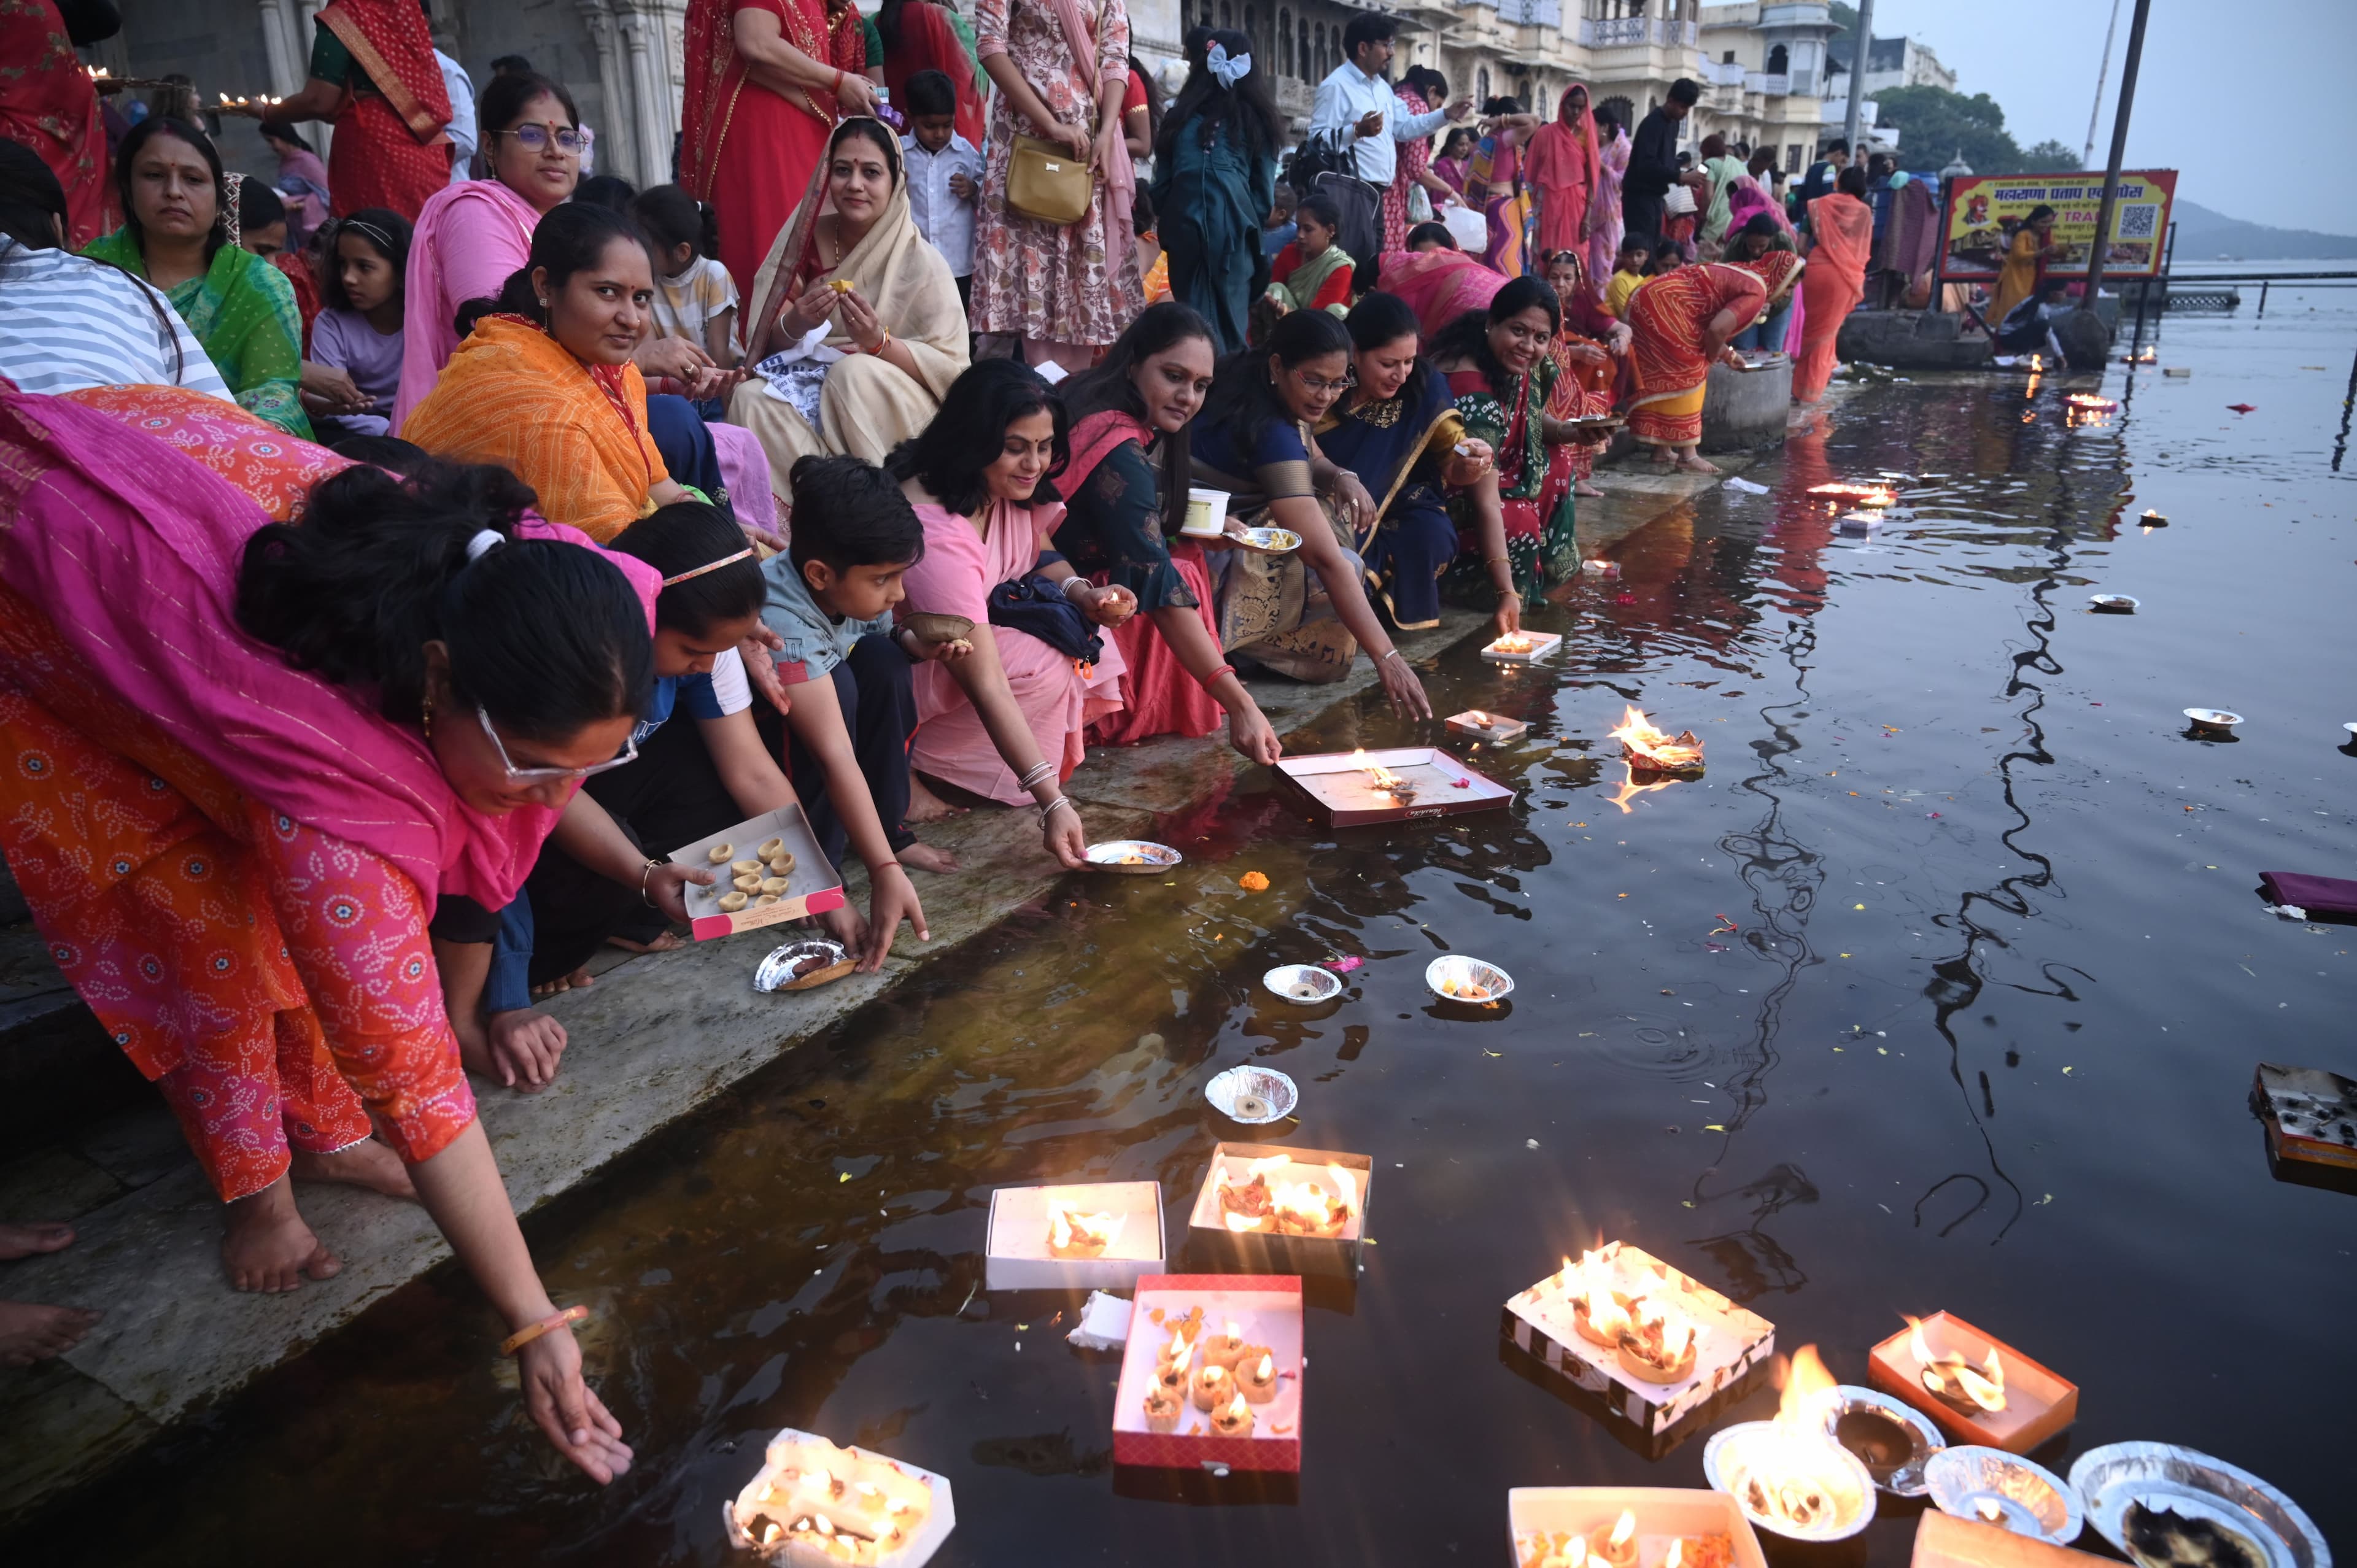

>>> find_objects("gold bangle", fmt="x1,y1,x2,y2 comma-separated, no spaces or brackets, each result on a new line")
500,1304,589,1355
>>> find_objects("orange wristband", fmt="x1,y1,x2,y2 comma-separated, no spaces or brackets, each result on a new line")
500,1303,589,1354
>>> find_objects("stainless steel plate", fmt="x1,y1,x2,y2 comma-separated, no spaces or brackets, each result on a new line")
1083,840,1182,875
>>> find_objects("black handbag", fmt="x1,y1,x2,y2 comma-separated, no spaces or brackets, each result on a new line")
986,556,1103,666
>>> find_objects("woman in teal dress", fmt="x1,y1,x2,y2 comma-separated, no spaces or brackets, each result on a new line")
1150,27,1280,355
1428,274,1582,606
83,119,311,438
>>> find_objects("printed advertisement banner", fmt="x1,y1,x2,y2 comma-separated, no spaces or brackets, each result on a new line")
1940,170,2178,282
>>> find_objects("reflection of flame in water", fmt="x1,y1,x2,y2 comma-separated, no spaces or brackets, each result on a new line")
1606,763,1681,814
1906,1315,2007,1410
1805,482,1897,507
2064,393,2116,411
1609,706,1705,771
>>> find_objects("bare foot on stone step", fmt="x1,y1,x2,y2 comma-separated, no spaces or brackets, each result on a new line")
1574,479,1606,498
0,1299,101,1365
291,1138,418,1202
0,1221,78,1261
904,775,967,824
605,930,684,955
222,1179,342,1293
533,966,595,997
897,841,961,874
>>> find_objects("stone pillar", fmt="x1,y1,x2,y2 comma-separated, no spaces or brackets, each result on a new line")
577,0,639,185
258,0,301,96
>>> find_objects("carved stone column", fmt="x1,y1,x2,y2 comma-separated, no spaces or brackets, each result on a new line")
577,0,641,184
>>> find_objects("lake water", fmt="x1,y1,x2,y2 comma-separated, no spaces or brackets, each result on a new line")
14,298,2353,1566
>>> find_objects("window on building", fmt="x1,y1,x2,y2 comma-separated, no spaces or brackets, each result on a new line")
1601,95,1634,129
1298,20,1310,81
1220,0,1233,28
1312,22,1325,79
1786,142,1803,173
1477,66,1490,104
1244,3,1258,47
1279,7,1292,77
1767,43,1788,74
1722,50,1735,63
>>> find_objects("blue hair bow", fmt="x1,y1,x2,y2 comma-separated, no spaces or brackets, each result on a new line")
1207,42,1252,89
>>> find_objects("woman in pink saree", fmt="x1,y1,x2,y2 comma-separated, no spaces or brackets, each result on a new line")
1525,83,1600,261
892,363,1125,861
1796,165,1873,401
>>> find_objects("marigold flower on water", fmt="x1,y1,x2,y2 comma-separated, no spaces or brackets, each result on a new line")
1238,871,1270,892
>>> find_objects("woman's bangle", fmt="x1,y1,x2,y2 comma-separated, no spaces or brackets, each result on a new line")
1058,576,1090,601
1016,759,1055,792
1380,648,1407,666
868,328,892,355
500,1304,589,1355
639,857,664,908
832,68,845,95
1038,795,1075,825
1197,662,1237,691
872,858,904,876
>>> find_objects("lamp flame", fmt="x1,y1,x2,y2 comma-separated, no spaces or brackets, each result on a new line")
1608,705,1705,773
1606,1510,1635,1550
1905,1314,2007,1412
1806,481,1897,506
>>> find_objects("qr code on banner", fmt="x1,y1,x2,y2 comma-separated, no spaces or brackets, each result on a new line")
2116,203,2159,239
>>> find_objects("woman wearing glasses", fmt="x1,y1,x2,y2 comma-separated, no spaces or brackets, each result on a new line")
393,72,732,433
0,390,642,1483
1188,310,1433,716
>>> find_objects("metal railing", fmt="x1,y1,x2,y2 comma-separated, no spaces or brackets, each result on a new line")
1578,16,1697,46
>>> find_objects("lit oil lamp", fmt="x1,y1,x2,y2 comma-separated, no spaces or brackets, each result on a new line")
1191,1359,1232,1412
2140,508,2169,527
2026,354,2043,373
1348,747,1417,805
1240,1349,1280,1404
1617,1297,1699,1385
1269,1166,1356,1238
1211,1388,1256,1438
1703,1346,1878,1541
1554,1251,1631,1347
1198,1318,1248,1373
2064,393,2117,412
1044,1200,1126,1259
1608,705,1706,777
1142,1382,1183,1432
1589,1508,1638,1568
1152,1328,1194,1399
1806,481,1898,507
1515,1531,1589,1568
1906,1315,2007,1414
1488,633,1539,654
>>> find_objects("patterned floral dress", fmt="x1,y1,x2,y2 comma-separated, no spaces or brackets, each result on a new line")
967,0,1142,349
1442,360,1579,604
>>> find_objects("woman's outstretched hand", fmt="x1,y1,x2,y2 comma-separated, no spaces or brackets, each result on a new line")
516,1327,633,1484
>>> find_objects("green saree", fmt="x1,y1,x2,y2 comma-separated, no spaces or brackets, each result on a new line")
82,230,313,438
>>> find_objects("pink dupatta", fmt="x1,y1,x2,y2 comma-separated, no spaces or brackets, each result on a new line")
0,389,651,912
394,176,543,431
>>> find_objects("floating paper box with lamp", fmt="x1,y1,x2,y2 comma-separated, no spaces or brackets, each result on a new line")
1610,706,1706,779
1501,1242,1776,1440
1273,747,1514,826
1447,709,1531,742
1113,1274,1304,1473
1482,630,1563,664
724,1429,954,1565
1509,1488,1768,1568
1867,1311,2078,1454
1186,1144,1371,1278
983,1181,1165,1291
1807,481,1898,508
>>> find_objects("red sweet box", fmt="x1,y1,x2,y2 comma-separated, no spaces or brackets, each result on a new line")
1110,1274,1304,1473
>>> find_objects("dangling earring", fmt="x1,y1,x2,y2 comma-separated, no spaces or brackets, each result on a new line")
421,686,435,740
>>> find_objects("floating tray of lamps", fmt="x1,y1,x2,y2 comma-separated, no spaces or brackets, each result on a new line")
1806,481,1899,508
1701,1347,1877,1543
1188,1143,1370,1277
1447,709,1531,742
1609,706,1706,778
1867,1311,2078,1453
1112,1274,1304,1472
1502,1242,1776,1440
1272,747,1515,826
1482,630,1564,663
2064,393,2118,413
1814,1384,1943,1497
1509,1488,1769,1568
1925,1446,2083,1546
2069,1442,2329,1568
725,1428,954,1564
2251,1062,2357,1174
2139,508,2170,527
983,1180,1165,1291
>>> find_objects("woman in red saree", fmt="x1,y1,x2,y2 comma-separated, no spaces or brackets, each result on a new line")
681,0,880,298
222,0,453,223
1626,260,1765,473
878,0,986,150
1795,165,1872,401
0,0,117,247
1377,244,1506,344
1538,248,1629,497
1525,83,1600,262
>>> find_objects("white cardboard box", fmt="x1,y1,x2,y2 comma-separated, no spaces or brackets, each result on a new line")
984,1181,1165,1292
1506,1486,1769,1568
668,804,845,942
724,1429,954,1565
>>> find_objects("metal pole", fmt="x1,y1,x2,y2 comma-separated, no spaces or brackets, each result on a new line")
2078,0,2152,315
2081,0,2123,168
1841,0,1876,156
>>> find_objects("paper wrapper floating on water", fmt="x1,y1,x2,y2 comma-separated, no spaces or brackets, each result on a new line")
1502,1240,1776,1440
725,1429,954,1564
1867,1311,2077,1454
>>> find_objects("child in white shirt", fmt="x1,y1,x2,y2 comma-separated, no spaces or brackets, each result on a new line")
899,70,983,315
632,183,740,365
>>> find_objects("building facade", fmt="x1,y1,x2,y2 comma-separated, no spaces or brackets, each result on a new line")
1825,33,1954,98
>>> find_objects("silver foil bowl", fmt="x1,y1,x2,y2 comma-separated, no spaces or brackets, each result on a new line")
1815,1384,1943,1497
753,939,854,993
1083,840,1182,874
1205,1065,1298,1124
1702,1421,1878,1542
2089,593,2140,613
1262,965,1342,1005
1425,956,1514,1005
2185,708,2243,733
2070,1442,2329,1568
1231,527,1301,553
1924,1445,2081,1545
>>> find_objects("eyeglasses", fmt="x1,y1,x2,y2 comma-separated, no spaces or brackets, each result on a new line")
1293,368,1357,396
492,122,584,155
476,705,638,783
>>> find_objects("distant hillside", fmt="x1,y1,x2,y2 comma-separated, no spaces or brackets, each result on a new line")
2170,199,2357,261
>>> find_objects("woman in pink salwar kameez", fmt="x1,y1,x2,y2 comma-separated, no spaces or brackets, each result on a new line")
892,363,1129,865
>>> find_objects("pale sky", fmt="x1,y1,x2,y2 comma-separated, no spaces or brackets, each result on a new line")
1862,0,2353,233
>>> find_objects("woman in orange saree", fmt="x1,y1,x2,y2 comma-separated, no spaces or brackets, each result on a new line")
222,0,454,223
1795,165,1873,401
681,0,880,298
1625,260,1765,473
1525,83,1600,261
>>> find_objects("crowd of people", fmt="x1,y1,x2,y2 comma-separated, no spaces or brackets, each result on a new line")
0,0,1945,1478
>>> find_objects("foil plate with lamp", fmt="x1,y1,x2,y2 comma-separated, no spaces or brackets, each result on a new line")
1924,1445,2083,1545
2071,1442,2330,1568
